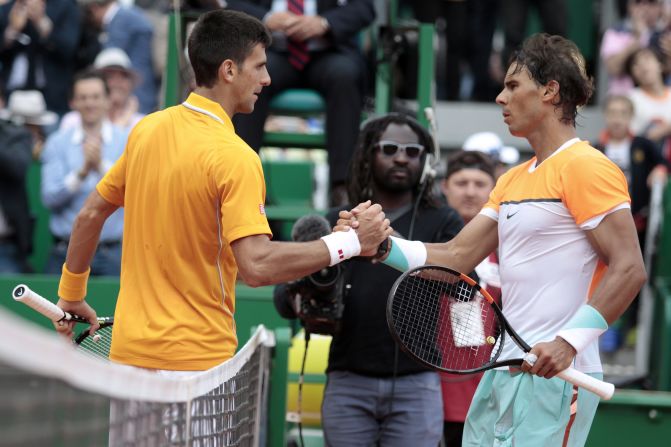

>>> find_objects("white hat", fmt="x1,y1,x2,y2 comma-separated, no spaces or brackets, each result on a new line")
94,47,132,71
463,131,520,166
0,90,58,126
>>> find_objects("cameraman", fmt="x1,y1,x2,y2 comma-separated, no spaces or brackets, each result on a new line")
276,113,463,446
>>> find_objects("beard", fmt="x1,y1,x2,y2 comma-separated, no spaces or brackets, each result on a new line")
373,168,419,194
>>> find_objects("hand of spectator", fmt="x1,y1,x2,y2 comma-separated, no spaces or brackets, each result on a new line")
82,134,103,174
521,337,577,379
630,4,649,39
659,31,671,59
647,164,668,188
8,0,29,34
25,0,46,22
285,15,329,42
26,0,51,38
645,122,671,142
351,203,393,257
265,11,299,32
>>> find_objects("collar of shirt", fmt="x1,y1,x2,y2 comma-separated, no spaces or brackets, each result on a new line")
182,93,234,132
71,120,114,145
103,2,120,27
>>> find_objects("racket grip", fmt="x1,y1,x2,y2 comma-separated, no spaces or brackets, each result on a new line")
12,284,68,322
557,367,615,400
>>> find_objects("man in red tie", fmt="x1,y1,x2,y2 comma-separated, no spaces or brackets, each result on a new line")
226,0,375,206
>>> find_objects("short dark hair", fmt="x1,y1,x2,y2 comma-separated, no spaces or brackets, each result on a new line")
445,150,496,182
509,33,593,126
188,10,272,88
347,113,439,208
70,70,110,99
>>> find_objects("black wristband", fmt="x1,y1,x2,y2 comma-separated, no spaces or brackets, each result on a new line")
375,237,391,259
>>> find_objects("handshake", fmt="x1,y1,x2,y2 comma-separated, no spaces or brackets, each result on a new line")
314,200,393,267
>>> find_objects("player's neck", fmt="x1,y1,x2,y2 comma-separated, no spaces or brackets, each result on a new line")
192,87,235,119
527,120,577,165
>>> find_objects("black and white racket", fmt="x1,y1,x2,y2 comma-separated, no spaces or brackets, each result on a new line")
386,265,614,400
12,284,113,360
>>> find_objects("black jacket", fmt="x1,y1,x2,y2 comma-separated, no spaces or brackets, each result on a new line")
594,136,670,216
0,120,35,271
275,203,464,377
225,0,375,51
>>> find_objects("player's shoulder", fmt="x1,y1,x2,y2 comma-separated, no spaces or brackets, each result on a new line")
561,141,620,170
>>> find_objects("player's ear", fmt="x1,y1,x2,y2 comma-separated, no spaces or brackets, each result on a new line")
544,80,560,103
220,60,236,82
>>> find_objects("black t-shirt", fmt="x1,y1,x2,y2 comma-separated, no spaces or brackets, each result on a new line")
324,204,463,377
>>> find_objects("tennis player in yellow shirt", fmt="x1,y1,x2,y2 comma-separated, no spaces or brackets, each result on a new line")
54,10,391,372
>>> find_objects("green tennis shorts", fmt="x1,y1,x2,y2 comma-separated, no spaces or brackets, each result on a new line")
462,369,602,447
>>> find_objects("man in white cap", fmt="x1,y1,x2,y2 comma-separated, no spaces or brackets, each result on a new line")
60,47,144,132
462,131,521,179
0,89,57,158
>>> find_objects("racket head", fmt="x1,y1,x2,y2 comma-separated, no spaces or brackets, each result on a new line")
74,318,114,360
387,265,508,374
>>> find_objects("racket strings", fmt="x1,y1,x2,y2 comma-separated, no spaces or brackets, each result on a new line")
76,324,113,359
390,268,503,372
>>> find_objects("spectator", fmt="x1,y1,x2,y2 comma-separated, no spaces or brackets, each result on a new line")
462,131,521,178
501,0,567,74
275,113,463,446
78,0,157,113
41,71,127,276
0,0,81,116
0,90,54,272
61,47,145,132
0,89,57,159
439,149,499,446
626,46,671,158
403,0,471,101
595,94,668,253
600,0,666,95
225,0,376,206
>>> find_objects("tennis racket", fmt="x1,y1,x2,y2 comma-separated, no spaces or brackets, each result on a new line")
12,284,113,359
386,265,615,400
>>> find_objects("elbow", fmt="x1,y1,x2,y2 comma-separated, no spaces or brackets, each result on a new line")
237,263,274,288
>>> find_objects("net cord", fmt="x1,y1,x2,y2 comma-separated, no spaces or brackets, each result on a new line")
0,307,275,403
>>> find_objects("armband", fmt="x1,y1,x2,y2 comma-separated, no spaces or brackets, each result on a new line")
556,304,608,353
381,236,427,272
321,230,361,266
58,263,90,302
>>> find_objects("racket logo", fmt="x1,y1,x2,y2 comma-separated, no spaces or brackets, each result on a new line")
13,286,25,298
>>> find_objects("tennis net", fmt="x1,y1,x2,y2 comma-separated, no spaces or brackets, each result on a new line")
0,307,275,447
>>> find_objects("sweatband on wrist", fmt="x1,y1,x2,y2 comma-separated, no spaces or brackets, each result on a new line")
381,236,427,272
58,263,91,302
556,304,608,353
321,230,361,266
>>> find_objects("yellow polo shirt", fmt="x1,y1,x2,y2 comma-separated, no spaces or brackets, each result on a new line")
97,93,272,370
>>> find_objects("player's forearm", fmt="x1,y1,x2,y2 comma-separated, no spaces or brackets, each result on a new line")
65,208,107,273
588,257,647,324
236,239,332,287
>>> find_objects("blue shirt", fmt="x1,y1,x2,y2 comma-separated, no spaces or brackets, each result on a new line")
40,121,128,242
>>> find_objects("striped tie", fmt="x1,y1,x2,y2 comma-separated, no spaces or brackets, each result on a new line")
287,0,310,70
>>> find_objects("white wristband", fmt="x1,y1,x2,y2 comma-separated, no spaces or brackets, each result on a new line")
556,304,608,353
321,230,361,266
382,236,427,272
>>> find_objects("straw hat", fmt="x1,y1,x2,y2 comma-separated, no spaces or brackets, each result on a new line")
0,90,58,126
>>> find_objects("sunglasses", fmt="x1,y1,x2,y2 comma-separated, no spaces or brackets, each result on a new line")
375,141,425,158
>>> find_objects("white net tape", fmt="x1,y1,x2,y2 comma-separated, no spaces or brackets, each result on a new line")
0,308,275,446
